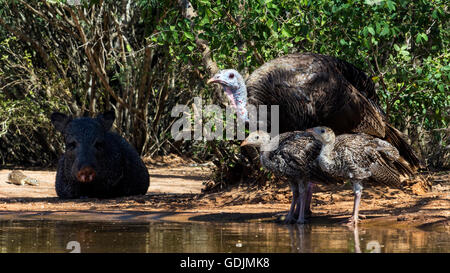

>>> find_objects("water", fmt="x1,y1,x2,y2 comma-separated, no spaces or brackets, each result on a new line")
0,220,448,253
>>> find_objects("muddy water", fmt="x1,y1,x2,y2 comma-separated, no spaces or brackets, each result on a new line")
0,220,448,253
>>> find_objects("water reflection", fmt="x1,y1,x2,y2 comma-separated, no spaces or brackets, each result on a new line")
286,223,449,253
0,220,448,253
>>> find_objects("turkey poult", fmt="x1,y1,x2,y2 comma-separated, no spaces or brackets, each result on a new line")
308,126,413,226
241,130,342,224
207,52,422,170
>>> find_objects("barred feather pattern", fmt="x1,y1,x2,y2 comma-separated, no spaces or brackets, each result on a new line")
322,133,412,188
260,131,341,185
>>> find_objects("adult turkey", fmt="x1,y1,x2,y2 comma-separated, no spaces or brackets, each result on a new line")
308,126,414,226
241,130,342,224
207,52,422,170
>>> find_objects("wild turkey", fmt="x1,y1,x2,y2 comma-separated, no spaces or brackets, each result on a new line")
207,52,422,170
308,126,414,226
241,130,342,224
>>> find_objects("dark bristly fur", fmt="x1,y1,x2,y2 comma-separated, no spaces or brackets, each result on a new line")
246,52,423,170
51,111,150,199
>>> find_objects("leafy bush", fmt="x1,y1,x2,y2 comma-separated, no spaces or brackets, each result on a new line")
0,0,448,172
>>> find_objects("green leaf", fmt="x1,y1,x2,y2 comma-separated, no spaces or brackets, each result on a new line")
386,1,396,11
416,34,422,43
199,12,210,26
281,27,291,38
367,26,375,36
184,31,195,41
416,33,428,44
362,27,368,37
380,26,390,36
198,0,210,5
172,32,179,44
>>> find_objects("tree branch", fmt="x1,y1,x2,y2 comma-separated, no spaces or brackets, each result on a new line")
178,0,224,104
68,6,141,115
0,17,59,76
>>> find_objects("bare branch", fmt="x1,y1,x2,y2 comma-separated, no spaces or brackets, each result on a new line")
68,6,141,115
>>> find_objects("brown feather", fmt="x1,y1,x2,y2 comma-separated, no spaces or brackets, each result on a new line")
325,133,412,188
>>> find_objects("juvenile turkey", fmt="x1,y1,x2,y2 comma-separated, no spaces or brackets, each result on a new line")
308,126,414,226
241,130,342,224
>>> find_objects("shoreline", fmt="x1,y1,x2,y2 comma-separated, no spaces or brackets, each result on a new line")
0,166,448,231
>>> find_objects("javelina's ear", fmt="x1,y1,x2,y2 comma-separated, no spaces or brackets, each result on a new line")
51,112,72,133
96,110,115,131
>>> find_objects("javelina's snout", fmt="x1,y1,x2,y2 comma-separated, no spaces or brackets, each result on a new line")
76,166,96,183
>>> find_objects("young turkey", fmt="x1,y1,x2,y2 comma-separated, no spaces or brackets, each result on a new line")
308,126,413,226
241,130,342,224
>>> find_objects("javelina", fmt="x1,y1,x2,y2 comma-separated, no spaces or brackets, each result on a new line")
51,111,150,198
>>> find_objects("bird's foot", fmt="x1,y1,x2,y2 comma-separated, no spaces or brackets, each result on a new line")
294,209,312,219
296,218,308,225
339,216,361,227
284,215,297,224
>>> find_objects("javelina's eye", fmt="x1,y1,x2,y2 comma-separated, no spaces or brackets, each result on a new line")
66,141,77,150
228,73,234,79
321,129,325,133
95,141,104,150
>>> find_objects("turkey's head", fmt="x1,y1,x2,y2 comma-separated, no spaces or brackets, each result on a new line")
307,126,336,145
240,131,271,148
208,69,248,121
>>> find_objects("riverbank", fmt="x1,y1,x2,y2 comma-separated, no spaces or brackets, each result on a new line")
0,163,448,231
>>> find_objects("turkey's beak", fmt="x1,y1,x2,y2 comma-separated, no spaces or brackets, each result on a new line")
207,77,223,85
240,140,248,147
306,128,316,136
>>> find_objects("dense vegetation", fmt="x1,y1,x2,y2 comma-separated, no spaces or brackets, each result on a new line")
0,1,448,179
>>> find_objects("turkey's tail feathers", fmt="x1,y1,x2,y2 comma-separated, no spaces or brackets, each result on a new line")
384,123,424,171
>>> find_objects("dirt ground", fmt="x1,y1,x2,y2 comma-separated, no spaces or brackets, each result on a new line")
0,156,448,230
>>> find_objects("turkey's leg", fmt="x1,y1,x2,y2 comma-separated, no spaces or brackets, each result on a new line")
296,181,308,224
285,181,299,224
347,181,363,226
304,182,315,218
294,182,314,219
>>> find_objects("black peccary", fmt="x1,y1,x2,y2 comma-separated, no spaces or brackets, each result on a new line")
51,111,150,199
